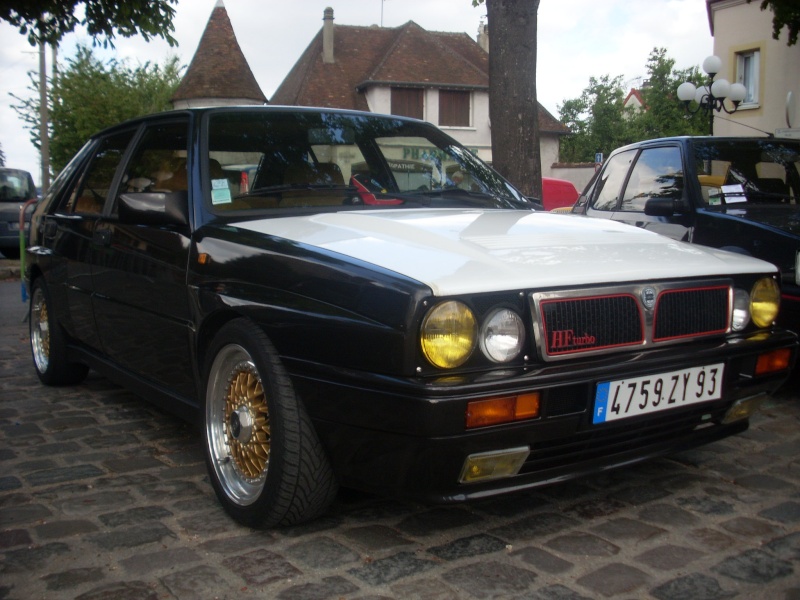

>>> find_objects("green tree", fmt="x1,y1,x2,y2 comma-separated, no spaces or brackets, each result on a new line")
1,0,177,46
750,0,800,46
558,75,632,163
629,48,707,139
473,0,542,199
12,46,182,172
558,49,708,163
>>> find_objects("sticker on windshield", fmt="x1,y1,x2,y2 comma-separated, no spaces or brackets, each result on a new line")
721,184,746,203
211,178,232,205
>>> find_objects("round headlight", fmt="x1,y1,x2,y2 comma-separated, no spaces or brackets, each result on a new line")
420,301,477,369
731,288,751,331
480,308,525,363
750,277,780,328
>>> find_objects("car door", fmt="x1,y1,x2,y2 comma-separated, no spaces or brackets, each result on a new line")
90,117,198,400
594,145,696,241
36,130,137,350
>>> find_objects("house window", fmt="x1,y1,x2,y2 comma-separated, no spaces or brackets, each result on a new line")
736,50,760,106
391,88,424,119
439,90,471,127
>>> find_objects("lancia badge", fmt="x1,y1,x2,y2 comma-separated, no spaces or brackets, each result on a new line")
641,287,657,309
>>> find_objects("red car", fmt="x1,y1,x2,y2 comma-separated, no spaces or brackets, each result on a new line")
541,177,580,211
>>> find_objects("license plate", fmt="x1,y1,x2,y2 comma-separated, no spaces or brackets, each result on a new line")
9,222,20,231
593,363,724,424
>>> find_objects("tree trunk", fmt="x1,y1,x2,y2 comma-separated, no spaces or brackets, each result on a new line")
485,0,542,200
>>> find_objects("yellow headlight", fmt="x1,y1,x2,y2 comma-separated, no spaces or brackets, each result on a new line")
420,300,477,369
750,277,780,328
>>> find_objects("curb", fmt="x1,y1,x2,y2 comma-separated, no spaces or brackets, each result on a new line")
0,262,22,281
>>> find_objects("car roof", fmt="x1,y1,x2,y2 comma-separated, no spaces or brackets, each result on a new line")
609,135,800,157
88,105,426,140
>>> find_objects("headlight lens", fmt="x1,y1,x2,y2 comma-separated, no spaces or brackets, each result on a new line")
420,301,477,368
750,277,780,328
731,288,751,331
480,308,525,363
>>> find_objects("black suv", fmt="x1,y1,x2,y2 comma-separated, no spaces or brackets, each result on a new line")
572,136,800,335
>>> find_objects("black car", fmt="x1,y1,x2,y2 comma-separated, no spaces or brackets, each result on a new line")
572,136,800,335
25,108,797,527
0,167,37,259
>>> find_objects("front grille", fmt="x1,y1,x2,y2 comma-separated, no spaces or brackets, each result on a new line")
540,295,643,355
532,280,732,361
654,286,729,341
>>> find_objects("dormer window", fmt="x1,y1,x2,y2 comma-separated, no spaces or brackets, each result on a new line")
439,90,471,127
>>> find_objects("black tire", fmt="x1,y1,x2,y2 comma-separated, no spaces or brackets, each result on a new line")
203,319,338,527
29,278,89,386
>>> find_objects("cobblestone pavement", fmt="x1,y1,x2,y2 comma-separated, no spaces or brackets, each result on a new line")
1,280,799,600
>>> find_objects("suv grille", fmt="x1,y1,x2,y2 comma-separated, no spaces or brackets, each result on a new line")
533,281,731,361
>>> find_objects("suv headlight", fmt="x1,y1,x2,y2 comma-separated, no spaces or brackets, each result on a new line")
421,301,477,368
480,308,525,363
750,277,780,328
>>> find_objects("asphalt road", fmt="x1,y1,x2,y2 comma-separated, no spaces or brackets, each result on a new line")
1,279,799,600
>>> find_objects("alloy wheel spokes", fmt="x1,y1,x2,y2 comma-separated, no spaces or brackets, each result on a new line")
224,362,271,479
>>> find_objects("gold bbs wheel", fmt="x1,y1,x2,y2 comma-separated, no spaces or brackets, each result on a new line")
224,362,270,479
206,343,270,506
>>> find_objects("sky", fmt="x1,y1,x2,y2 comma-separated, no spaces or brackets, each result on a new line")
0,0,715,186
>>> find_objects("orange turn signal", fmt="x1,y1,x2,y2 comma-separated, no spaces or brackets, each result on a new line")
466,393,541,429
755,348,792,376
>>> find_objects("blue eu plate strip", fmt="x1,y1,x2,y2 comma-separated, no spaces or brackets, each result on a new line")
593,382,610,424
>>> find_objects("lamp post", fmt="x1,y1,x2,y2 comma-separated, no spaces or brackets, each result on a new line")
677,55,747,135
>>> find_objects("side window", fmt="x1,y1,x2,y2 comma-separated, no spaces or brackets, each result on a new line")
589,149,636,211
119,120,190,206
66,131,135,214
620,147,683,212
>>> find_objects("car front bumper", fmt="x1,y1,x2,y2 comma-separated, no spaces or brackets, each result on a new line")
289,328,797,502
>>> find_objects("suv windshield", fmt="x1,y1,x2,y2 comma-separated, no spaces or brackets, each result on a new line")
692,139,800,206
205,110,532,214
0,169,36,202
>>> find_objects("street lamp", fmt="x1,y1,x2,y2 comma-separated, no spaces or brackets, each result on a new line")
677,55,747,135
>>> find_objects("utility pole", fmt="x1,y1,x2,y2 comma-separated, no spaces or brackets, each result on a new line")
38,41,50,194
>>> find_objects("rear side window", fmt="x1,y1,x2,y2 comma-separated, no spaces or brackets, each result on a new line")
620,146,683,212
590,149,636,211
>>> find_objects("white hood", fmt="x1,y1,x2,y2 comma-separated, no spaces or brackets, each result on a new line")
237,209,776,296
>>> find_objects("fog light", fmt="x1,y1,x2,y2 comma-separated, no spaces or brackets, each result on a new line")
755,348,792,375
459,447,530,483
722,394,766,424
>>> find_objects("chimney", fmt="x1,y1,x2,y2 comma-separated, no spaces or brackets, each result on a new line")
477,20,489,53
323,7,334,64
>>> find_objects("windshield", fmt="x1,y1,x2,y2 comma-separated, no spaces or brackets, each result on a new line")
0,169,36,202
205,110,533,215
692,139,800,206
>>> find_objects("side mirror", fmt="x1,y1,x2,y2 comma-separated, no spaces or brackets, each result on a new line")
644,197,682,217
118,191,189,227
